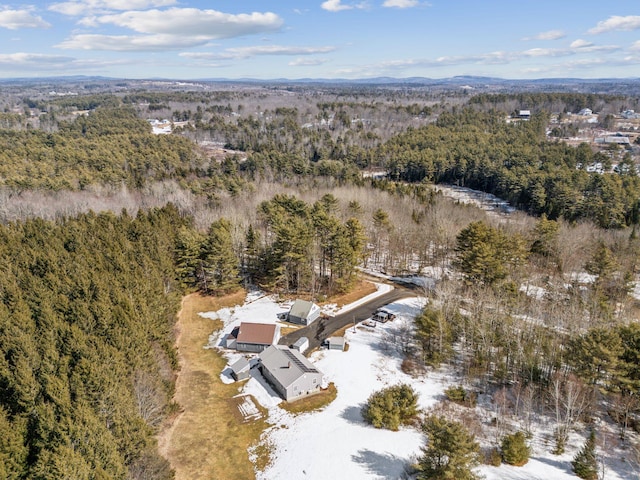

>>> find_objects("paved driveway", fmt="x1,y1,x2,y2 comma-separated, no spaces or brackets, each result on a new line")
279,286,416,351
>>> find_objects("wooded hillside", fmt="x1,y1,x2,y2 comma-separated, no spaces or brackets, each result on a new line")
0,205,187,479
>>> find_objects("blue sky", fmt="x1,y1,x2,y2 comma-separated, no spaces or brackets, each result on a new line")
0,1,639,79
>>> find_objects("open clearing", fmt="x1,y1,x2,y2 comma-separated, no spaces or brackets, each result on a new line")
158,291,267,480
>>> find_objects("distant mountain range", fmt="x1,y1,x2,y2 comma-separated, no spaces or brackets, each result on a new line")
3,75,640,94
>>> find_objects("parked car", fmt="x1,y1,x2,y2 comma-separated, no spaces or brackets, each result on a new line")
373,307,396,323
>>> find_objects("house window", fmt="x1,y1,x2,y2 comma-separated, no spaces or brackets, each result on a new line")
313,379,317,384
294,386,298,391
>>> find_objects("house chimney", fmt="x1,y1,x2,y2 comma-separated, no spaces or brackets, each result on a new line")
287,361,291,369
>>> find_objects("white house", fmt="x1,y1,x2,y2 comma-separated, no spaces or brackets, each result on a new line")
287,299,321,326
259,345,324,401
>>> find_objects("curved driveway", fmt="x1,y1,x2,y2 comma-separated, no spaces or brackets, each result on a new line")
279,285,416,352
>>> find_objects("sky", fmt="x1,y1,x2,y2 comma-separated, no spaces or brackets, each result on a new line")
1,0,640,80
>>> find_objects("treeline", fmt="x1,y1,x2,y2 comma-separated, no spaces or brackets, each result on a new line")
0,107,200,189
175,194,367,296
467,92,632,115
0,205,187,479
412,216,640,455
379,109,640,228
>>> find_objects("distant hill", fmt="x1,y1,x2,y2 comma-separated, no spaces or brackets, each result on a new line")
3,75,640,95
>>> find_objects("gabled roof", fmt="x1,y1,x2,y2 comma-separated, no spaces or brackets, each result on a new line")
293,336,309,348
289,299,318,319
230,357,250,374
259,345,321,388
236,322,279,345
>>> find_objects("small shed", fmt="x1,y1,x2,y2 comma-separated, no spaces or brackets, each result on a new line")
229,357,250,381
292,336,309,354
288,299,321,326
327,336,346,351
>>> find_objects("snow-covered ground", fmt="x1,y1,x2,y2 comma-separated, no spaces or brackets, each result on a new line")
201,290,635,480
435,184,516,216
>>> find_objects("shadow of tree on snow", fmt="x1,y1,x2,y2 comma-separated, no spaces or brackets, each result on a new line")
351,449,408,479
341,404,364,425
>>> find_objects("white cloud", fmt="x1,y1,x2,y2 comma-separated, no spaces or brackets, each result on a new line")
321,0,368,12
0,8,50,29
49,0,176,16
522,29,565,41
289,58,327,66
570,39,593,49
86,8,282,37
56,33,212,51
225,45,335,58
382,0,419,8
321,0,352,11
336,42,626,77
0,52,73,67
588,15,640,34
631,40,640,51
180,45,336,60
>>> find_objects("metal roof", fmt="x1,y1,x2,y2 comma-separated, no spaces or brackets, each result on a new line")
230,357,250,374
289,299,318,319
259,345,321,388
236,322,279,345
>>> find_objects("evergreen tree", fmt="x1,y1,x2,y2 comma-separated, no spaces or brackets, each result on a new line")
568,327,623,388
501,431,531,466
244,224,262,280
200,218,240,294
361,384,419,431
454,221,509,285
415,306,453,365
175,226,204,288
530,214,560,265
417,415,480,480
572,429,598,480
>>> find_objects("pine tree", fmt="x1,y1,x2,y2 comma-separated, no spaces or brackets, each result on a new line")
501,431,531,466
572,429,598,480
175,226,204,288
200,218,240,295
418,415,480,480
361,384,419,431
415,306,453,366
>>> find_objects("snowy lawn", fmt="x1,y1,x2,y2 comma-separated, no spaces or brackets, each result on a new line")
202,291,636,480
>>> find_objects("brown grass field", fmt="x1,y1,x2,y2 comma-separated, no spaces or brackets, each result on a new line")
158,280,378,478
157,291,269,480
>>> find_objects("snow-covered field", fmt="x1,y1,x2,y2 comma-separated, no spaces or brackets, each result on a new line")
202,291,635,480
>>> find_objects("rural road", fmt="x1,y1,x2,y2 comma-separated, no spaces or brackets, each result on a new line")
279,284,417,352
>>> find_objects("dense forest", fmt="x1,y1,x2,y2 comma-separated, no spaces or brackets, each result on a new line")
0,206,186,479
379,109,640,229
0,84,639,477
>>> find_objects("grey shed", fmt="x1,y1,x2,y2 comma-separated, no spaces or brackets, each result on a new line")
229,357,250,381
292,336,309,354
